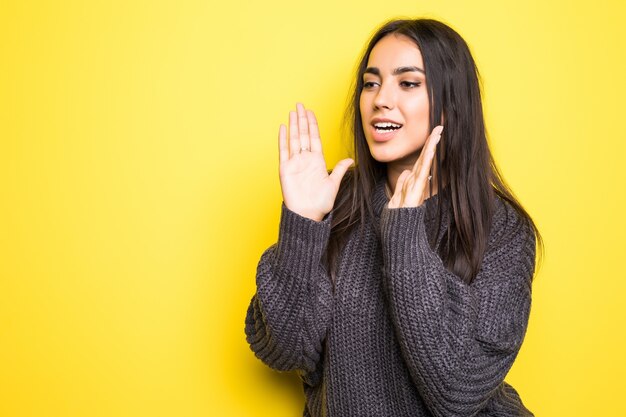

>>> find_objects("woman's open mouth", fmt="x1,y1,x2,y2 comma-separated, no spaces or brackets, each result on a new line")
371,122,402,142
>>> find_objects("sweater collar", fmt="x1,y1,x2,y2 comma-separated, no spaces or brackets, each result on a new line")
372,176,390,218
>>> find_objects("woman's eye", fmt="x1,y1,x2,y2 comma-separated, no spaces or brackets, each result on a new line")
401,81,421,88
363,81,377,88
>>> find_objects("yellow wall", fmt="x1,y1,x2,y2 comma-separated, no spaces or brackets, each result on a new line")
1,0,624,416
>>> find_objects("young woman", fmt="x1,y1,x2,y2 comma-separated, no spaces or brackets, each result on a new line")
245,18,543,417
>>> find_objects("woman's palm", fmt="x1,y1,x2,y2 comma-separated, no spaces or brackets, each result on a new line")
278,103,353,222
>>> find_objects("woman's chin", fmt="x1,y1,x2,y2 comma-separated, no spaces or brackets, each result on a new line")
368,146,400,163
368,147,420,166
371,154,394,163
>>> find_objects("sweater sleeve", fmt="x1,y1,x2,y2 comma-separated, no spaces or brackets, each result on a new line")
244,202,334,377
379,200,536,417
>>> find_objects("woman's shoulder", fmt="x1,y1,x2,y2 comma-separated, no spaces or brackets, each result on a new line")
492,193,519,225
476,193,538,286
490,193,536,251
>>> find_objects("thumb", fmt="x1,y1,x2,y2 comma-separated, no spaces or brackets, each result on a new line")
328,158,354,186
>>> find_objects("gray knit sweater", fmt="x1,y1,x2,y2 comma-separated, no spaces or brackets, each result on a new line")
245,176,536,417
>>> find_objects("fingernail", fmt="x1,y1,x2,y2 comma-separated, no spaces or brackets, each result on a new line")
435,125,444,135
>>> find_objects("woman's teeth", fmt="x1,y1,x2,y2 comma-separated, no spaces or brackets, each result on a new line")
374,122,402,133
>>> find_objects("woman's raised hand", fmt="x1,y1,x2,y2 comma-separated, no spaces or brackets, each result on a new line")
278,103,354,222
388,125,443,209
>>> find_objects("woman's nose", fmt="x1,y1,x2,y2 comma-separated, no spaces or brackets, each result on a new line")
373,84,395,110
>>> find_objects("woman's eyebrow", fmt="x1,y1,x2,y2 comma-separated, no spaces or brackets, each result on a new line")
364,66,425,76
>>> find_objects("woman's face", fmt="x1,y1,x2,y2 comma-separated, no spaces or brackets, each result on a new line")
359,33,431,165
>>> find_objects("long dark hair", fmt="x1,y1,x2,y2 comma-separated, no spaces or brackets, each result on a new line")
325,18,544,287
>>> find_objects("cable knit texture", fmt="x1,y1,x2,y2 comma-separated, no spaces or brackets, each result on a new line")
245,176,536,417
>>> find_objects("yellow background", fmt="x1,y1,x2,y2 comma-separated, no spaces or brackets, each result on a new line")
1,0,624,416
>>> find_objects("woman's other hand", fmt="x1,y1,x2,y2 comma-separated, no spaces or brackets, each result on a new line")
388,125,443,209
278,103,354,222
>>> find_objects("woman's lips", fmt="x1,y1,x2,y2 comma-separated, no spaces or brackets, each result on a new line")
371,125,401,142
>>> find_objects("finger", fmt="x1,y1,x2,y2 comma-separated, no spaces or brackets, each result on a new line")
307,109,323,153
411,153,423,176
403,129,440,204
416,133,438,177
289,110,300,158
421,174,433,202
297,103,310,152
408,128,441,205
411,125,442,176
401,170,417,206
413,148,436,196
278,124,288,164
427,127,442,172
390,170,411,207
428,125,443,155
329,158,354,186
